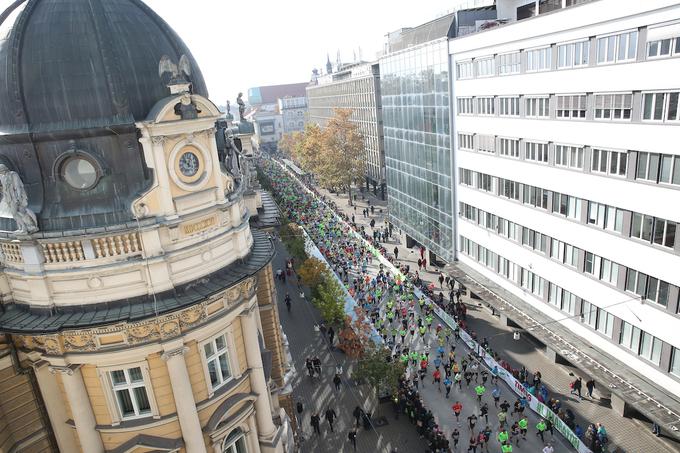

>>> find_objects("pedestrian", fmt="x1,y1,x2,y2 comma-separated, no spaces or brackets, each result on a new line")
497,428,509,446
348,429,357,450
475,383,486,404
313,356,322,376
353,406,363,427
452,401,463,423
444,377,453,398
542,442,555,453
284,293,291,312
652,421,661,437
311,413,321,434
328,327,335,345
545,418,554,438
492,386,501,407
586,378,595,398
439,272,445,288
394,246,399,260
501,441,513,453
452,428,460,450
480,402,489,424
570,376,583,400
468,434,478,453
305,357,314,377
325,407,337,432
536,419,547,442
467,413,478,432
497,409,507,429
518,417,528,440
333,373,341,391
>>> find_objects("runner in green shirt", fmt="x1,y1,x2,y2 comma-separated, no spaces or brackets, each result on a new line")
518,417,528,439
501,442,513,453
474,384,486,403
536,420,547,442
497,429,509,444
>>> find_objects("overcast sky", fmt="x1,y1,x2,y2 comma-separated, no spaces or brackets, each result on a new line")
144,0,453,105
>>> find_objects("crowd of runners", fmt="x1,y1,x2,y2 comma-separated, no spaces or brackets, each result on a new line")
260,157,608,453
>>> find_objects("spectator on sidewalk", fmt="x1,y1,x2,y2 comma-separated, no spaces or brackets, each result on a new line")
586,378,596,398
325,407,337,432
311,413,321,434
348,429,357,450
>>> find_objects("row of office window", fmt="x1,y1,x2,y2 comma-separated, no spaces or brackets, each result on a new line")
456,91,680,123
458,201,677,309
459,236,674,369
104,331,235,422
458,169,678,252
455,22,680,81
457,132,680,186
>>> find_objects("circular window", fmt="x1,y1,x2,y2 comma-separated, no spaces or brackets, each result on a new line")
62,157,98,189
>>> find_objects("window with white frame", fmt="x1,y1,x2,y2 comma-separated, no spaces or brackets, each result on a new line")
619,321,662,365
457,97,474,115
460,168,474,186
477,135,495,154
498,52,521,74
521,228,547,253
591,149,627,176
477,173,495,193
555,144,584,169
526,47,552,72
222,428,248,453
521,268,544,297
457,60,474,79
476,97,495,115
458,133,474,150
548,284,576,314
646,23,680,59
552,192,582,219
499,97,520,116
556,95,586,119
631,213,676,248
597,30,638,64
597,309,614,337
525,96,549,118
499,178,520,200
550,239,578,267
636,152,680,185
109,366,152,420
525,142,549,163
475,56,495,77
557,40,590,68
594,93,632,120
599,258,619,286
642,92,680,122
671,347,680,376
499,138,519,158
203,333,233,391
587,201,624,233
626,269,670,307
523,185,549,209
581,301,598,328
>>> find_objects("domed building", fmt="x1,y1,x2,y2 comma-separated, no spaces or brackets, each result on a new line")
0,1,293,452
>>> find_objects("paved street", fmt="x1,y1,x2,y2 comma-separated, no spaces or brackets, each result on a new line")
272,240,428,452
318,185,680,453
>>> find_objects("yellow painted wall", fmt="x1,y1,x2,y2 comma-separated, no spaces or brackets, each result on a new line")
101,419,183,451
197,377,252,427
185,340,209,403
234,318,247,376
81,364,113,426
147,352,177,417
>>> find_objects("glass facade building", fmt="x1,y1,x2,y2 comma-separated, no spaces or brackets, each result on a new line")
380,39,453,260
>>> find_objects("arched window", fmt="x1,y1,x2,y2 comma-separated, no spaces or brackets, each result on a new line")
222,428,247,453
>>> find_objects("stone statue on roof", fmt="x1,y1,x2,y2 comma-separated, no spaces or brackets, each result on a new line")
0,164,38,234
237,92,246,121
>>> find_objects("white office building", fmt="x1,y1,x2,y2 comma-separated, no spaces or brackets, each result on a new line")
449,0,680,432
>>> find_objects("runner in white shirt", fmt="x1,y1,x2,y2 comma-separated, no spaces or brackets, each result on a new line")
542,443,554,453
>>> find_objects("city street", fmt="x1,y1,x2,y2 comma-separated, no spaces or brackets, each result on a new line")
264,159,572,452
314,184,680,453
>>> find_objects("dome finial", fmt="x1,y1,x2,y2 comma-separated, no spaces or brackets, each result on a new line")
159,54,193,94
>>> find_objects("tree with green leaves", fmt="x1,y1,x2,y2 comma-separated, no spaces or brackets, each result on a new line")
297,257,329,299
354,346,406,397
278,222,307,262
312,277,346,328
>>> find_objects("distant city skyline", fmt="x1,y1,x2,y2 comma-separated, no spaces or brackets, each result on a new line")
143,0,452,105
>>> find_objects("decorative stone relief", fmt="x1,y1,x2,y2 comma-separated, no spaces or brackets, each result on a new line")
126,323,160,345
63,333,97,352
179,304,206,328
159,318,181,340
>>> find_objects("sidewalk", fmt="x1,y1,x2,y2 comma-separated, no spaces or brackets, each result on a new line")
272,239,427,453
319,185,679,453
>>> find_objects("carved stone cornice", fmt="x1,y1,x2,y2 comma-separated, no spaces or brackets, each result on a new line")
48,364,80,376
161,346,189,362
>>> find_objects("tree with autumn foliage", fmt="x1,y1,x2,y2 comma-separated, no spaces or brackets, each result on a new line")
297,257,329,299
290,123,325,174
337,307,373,358
278,131,303,159
316,108,365,205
